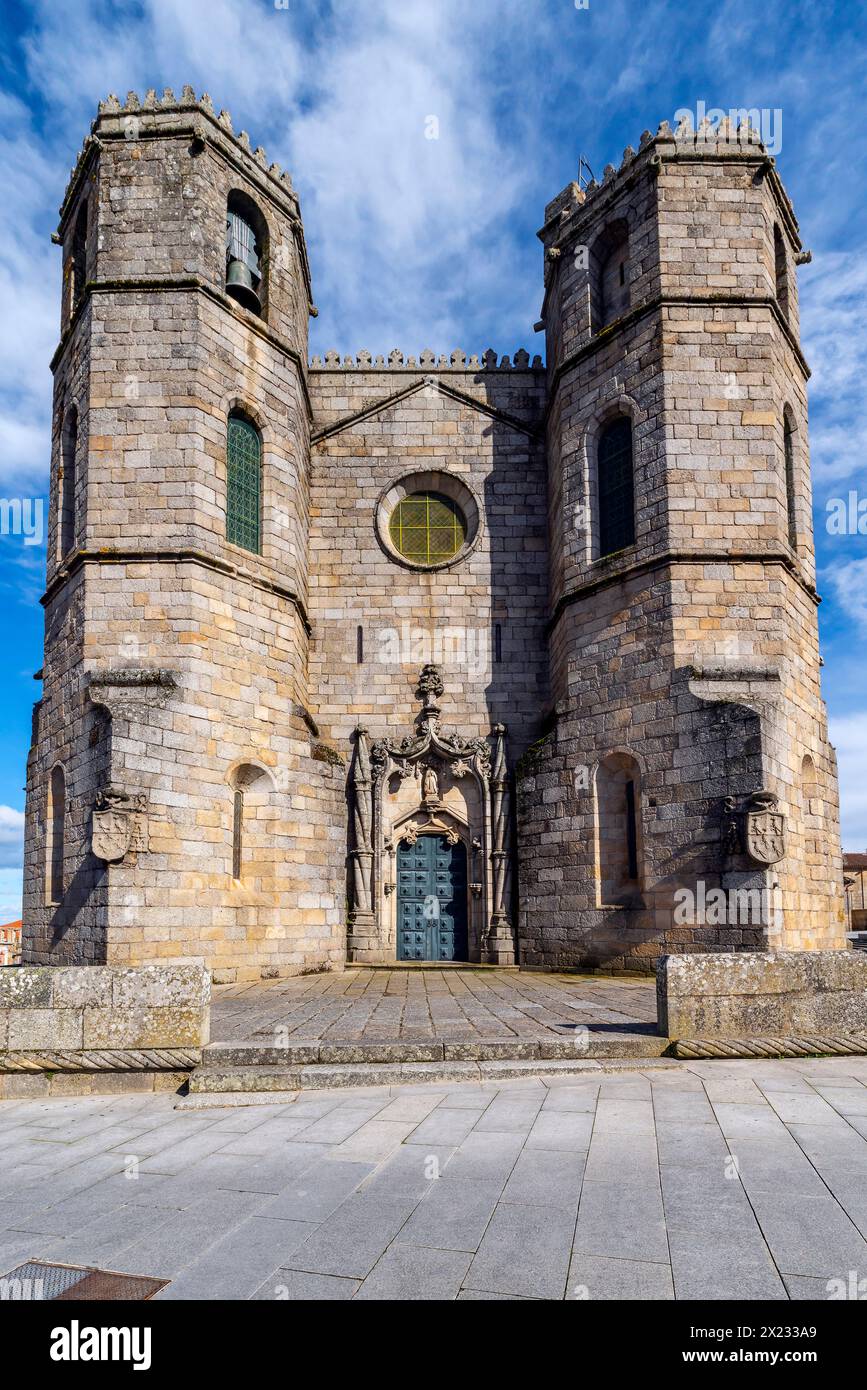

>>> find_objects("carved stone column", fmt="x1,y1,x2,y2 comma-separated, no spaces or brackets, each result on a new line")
486,723,516,964
348,726,377,958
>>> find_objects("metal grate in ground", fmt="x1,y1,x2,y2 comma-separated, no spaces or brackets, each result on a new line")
0,1261,167,1300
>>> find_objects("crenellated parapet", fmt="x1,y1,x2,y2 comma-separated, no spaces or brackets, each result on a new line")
59,86,299,233
309,347,544,371
540,116,799,252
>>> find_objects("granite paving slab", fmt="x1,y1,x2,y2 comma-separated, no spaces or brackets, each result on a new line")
3,1059,867,1300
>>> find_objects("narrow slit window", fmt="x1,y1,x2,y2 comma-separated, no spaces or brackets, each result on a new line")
232,789,244,880
71,202,88,314
60,408,78,557
784,411,798,552
625,779,638,880
47,765,66,904
773,223,789,321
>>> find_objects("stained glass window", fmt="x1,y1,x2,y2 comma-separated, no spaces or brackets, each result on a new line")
389,492,466,565
226,414,261,554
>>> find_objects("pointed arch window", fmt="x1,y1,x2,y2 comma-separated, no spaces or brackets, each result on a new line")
596,752,643,907
597,416,635,557
226,413,261,554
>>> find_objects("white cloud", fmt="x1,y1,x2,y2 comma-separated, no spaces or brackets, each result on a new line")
824,556,867,634
0,805,25,872
799,253,867,491
0,868,23,923
14,1,536,363
0,104,63,494
829,713,867,852
286,9,529,352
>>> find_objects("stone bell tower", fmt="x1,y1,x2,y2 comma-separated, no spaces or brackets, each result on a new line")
517,116,846,972
22,88,346,981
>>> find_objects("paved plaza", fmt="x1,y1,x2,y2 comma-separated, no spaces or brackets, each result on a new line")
2,1056,867,1300
210,968,658,1045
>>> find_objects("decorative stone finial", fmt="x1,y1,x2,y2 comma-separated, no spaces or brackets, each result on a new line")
416,664,444,726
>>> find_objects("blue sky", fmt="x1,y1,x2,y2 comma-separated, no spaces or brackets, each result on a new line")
0,0,865,918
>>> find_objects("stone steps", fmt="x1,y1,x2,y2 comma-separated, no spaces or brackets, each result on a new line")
188,1031,672,1095
186,1053,680,1099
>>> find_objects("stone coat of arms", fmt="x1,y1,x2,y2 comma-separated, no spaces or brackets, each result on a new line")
743,791,786,866
91,787,146,864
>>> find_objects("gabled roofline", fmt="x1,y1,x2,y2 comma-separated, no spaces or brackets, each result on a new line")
310,375,544,445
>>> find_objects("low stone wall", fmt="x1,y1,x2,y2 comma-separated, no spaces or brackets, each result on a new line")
658,951,867,1044
0,964,210,1096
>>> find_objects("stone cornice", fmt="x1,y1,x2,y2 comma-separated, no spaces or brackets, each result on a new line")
548,548,820,632
42,547,311,634
49,277,314,424
545,292,809,418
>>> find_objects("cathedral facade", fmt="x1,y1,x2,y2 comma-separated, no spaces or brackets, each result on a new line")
21,89,846,981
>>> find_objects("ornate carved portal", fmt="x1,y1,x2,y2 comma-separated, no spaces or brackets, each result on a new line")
347,665,516,965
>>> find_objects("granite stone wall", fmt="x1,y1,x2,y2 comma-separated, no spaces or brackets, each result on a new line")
21,97,846,979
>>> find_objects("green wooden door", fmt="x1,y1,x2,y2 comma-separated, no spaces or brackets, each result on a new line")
396,833,468,961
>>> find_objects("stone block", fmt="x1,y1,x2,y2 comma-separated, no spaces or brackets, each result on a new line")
82,1004,205,1049
658,951,867,1038
50,969,113,1009
110,962,210,1014
0,1073,50,1099
0,969,52,1008
7,1008,84,1050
